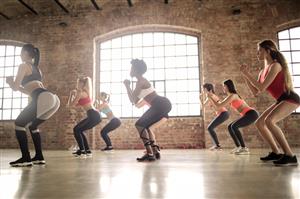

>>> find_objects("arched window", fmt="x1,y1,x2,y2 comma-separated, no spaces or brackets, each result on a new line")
97,32,201,117
0,44,28,120
278,26,300,112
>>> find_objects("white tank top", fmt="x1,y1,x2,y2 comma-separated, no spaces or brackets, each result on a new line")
138,86,155,99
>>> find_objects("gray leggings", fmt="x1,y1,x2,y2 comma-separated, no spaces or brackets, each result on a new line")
207,111,230,146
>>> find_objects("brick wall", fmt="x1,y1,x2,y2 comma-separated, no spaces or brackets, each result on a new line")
0,0,299,149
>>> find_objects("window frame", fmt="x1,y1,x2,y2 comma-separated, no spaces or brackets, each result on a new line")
95,28,202,119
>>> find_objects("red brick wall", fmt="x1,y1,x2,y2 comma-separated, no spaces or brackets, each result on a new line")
0,0,300,149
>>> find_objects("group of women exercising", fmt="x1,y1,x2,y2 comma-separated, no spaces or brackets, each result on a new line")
6,39,299,167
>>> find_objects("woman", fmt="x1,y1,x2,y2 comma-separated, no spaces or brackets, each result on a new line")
6,44,60,167
123,59,172,162
201,83,230,150
96,92,121,151
67,76,101,157
240,39,299,166
208,79,259,155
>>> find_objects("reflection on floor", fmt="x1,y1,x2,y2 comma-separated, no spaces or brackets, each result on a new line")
0,149,299,199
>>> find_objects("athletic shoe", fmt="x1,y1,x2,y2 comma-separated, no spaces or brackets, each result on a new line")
101,146,114,151
31,156,46,165
154,152,161,160
152,145,161,159
72,150,87,157
235,147,250,155
209,145,223,151
260,152,283,162
137,154,156,162
85,150,92,156
10,157,33,167
230,147,241,154
273,155,298,166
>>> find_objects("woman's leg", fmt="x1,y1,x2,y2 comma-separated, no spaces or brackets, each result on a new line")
255,104,280,154
265,101,299,156
207,112,229,147
28,119,46,160
101,118,121,147
228,122,240,147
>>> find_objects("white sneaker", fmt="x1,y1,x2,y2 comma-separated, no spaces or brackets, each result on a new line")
209,145,223,151
235,147,250,155
230,147,241,154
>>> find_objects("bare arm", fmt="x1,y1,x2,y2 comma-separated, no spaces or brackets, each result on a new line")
241,63,281,92
6,64,27,92
208,93,235,109
123,80,141,104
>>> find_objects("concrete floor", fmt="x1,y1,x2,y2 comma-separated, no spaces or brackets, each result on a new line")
0,149,299,199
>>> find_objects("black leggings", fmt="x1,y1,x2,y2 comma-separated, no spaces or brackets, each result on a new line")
73,109,101,151
228,110,259,147
135,96,172,146
101,118,121,147
207,111,230,146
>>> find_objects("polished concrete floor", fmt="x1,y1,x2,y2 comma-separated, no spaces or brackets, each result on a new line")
0,149,299,199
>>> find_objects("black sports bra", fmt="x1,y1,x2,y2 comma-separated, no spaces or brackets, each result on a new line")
21,64,42,86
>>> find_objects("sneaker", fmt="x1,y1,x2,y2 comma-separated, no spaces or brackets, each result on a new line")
260,152,283,162
72,150,86,157
273,155,298,166
101,146,114,151
154,152,161,160
31,156,46,165
85,150,92,156
209,145,223,151
152,145,161,159
137,154,156,162
230,147,241,154
235,147,250,155
10,157,33,167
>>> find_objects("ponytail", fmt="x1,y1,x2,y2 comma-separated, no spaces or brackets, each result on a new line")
33,47,40,67
22,44,40,68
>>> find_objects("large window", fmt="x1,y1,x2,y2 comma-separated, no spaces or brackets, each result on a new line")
98,32,201,117
0,44,28,120
278,26,300,112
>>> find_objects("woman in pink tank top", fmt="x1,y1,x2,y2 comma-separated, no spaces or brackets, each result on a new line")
240,39,299,166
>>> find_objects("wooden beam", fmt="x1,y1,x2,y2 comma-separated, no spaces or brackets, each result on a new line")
54,0,69,13
164,0,168,4
91,0,101,10
17,0,38,15
127,0,133,7
0,12,11,20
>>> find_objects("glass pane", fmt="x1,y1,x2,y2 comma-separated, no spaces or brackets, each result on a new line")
188,67,200,79
15,47,22,55
153,33,164,45
111,83,122,94
278,40,290,51
290,39,300,50
143,58,153,69
100,71,111,82
100,49,111,60
111,49,121,59
122,104,133,117
110,94,122,106
113,106,122,117
187,56,199,67
0,68,4,77
143,33,153,46
165,45,176,56
293,76,300,87
175,56,187,68
153,46,164,57
3,98,12,108
166,81,177,92
132,47,143,59
111,60,121,71
12,98,21,108
186,35,197,44
175,45,186,56
292,51,300,62
3,88,12,97
132,34,142,47
282,52,291,63
144,69,154,80
21,98,28,108
15,56,22,66
290,27,300,38
165,57,176,68
101,40,111,49
122,35,132,48
176,68,188,79
176,80,188,91
165,68,177,79
121,48,132,59
153,57,164,68
175,34,186,45
12,109,21,119
189,104,200,115
154,69,165,80
292,64,300,75
154,81,165,92
143,47,153,58
177,92,188,103
5,67,14,76
187,44,198,55
0,110,2,120
177,104,189,115
100,83,111,93
121,59,131,71
111,71,122,82
111,38,121,48
0,57,4,66
100,60,111,71
188,92,200,103
6,46,15,56
3,109,11,120
278,30,289,39
0,45,5,56
5,57,14,66
165,33,175,45
188,80,200,91
169,106,177,116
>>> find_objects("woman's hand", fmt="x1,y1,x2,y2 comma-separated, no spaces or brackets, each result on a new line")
123,79,131,87
6,76,14,87
207,91,213,98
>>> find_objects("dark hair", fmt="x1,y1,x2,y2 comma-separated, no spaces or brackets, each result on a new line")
100,92,110,103
223,79,241,98
258,39,293,93
131,59,147,75
203,83,215,94
22,44,40,67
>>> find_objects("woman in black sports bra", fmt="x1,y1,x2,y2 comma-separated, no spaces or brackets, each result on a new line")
6,44,60,167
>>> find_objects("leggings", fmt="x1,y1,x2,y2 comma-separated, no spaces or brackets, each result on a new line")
228,110,259,147
135,96,172,146
101,117,121,147
73,109,101,151
207,111,230,146
15,88,60,159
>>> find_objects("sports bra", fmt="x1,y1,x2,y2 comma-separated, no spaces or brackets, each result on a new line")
259,62,285,100
138,86,155,99
230,99,252,116
21,64,42,86
77,97,92,106
101,107,112,114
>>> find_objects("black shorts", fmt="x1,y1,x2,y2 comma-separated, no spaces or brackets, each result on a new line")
276,91,300,105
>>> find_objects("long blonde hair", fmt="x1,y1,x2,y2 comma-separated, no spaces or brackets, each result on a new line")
77,76,93,99
258,39,293,93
